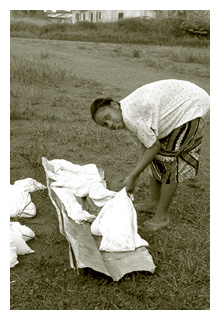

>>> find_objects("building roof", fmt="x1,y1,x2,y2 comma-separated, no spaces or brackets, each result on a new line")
48,13,72,19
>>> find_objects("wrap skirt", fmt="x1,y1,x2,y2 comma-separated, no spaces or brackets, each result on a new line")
150,117,205,184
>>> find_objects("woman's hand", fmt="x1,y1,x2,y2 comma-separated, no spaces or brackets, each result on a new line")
122,175,137,193
122,139,160,193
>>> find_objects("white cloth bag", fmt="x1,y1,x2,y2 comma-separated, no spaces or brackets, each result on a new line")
10,222,35,268
91,188,149,252
10,178,46,218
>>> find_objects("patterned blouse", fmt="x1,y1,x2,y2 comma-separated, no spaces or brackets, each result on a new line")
120,79,210,148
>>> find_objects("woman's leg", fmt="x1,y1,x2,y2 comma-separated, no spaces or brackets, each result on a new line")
136,175,161,212
148,175,162,209
149,182,178,223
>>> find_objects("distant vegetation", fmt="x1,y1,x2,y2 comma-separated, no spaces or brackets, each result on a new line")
10,11,209,48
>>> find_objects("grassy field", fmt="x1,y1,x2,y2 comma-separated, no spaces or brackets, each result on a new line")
10,37,210,310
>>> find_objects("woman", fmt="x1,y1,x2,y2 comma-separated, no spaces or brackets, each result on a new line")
90,79,210,230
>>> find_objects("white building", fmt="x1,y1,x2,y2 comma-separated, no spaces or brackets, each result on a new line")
72,10,156,23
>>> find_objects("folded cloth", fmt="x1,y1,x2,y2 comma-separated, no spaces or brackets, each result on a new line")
42,157,116,223
52,186,96,224
45,158,106,197
91,188,149,252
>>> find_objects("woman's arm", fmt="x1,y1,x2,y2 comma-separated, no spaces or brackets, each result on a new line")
138,143,148,164
132,138,160,178
123,138,161,192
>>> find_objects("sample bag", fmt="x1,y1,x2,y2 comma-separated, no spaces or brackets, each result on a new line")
91,188,149,252
10,222,35,268
10,178,46,218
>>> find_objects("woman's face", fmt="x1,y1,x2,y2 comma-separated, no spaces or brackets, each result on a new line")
94,104,124,130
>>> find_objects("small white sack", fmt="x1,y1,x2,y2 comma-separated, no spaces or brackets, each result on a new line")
10,185,36,218
91,188,149,252
10,236,19,268
12,221,35,242
13,178,46,193
10,178,46,218
10,222,35,267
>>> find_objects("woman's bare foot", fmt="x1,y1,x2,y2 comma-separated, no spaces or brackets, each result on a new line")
135,201,158,213
144,216,170,230
148,213,169,224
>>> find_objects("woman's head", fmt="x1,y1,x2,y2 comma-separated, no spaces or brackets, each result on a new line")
90,98,124,130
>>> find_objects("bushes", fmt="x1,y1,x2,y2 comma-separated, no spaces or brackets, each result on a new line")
10,17,210,47
181,19,210,37
10,20,41,35
117,17,186,38
117,18,151,32
77,21,99,30
38,23,71,38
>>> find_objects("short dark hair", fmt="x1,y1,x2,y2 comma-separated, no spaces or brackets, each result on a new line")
90,98,113,120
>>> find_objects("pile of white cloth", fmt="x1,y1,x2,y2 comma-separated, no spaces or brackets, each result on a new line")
43,158,149,252
43,158,116,224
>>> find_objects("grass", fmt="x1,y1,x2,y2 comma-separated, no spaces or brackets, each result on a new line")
10,37,210,310
112,44,210,78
